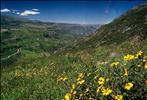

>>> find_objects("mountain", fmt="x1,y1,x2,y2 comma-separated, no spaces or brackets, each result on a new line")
0,15,100,65
66,3,147,52
1,15,100,35
1,4,147,100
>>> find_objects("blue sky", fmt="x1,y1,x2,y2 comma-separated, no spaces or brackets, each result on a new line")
1,1,146,24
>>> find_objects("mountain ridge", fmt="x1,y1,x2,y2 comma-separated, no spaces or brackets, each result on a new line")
67,3,147,51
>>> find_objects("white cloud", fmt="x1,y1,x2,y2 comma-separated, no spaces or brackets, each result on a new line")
20,10,40,16
32,9,39,11
0,8,10,13
16,12,20,15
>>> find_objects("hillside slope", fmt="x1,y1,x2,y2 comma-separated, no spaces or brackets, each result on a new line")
70,3,147,51
0,15,100,66
1,3,147,100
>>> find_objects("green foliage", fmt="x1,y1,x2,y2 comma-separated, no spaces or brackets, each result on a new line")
0,15,99,66
63,51,147,100
1,3,147,100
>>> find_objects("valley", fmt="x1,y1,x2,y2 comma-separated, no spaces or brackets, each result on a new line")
1,3,147,100
1,15,100,66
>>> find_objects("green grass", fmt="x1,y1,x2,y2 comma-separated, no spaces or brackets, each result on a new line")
1,4,147,100
1,44,146,99
62,51,147,100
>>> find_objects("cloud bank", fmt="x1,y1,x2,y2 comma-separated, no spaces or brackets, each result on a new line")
0,8,10,12
20,10,40,16
1,8,40,16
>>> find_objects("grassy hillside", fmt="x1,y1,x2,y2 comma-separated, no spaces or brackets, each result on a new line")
61,3,147,63
1,4,147,100
68,3,147,49
1,15,99,66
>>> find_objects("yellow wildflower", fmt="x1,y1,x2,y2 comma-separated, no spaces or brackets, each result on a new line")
79,73,84,78
63,77,68,81
101,87,112,96
96,86,101,93
71,84,76,92
70,84,76,93
65,93,71,100
72,91,76,95
124,54,135,61
124,68,128,76
98,77,105,85
101,86,105,91
124,82,133,90
114,95,123,100
136,51,143,58
77,79,85,85
145,62,147,69
72,84,76,89
77,73,84,80
57,76,68,81
86,87,90,92
110,62,119,67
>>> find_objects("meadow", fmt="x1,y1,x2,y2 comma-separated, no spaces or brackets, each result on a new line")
1,3,147,100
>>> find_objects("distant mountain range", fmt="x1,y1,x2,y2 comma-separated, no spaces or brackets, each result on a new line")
1,15,100,35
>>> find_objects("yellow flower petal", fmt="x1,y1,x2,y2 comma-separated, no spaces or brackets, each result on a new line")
110,62,119,67
124,82,133,90
65,93,71,100
124,68,128,76
145,63,147,69
124,54,135,61
77,79,85,85
114,95,123,100
98,77,105,85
